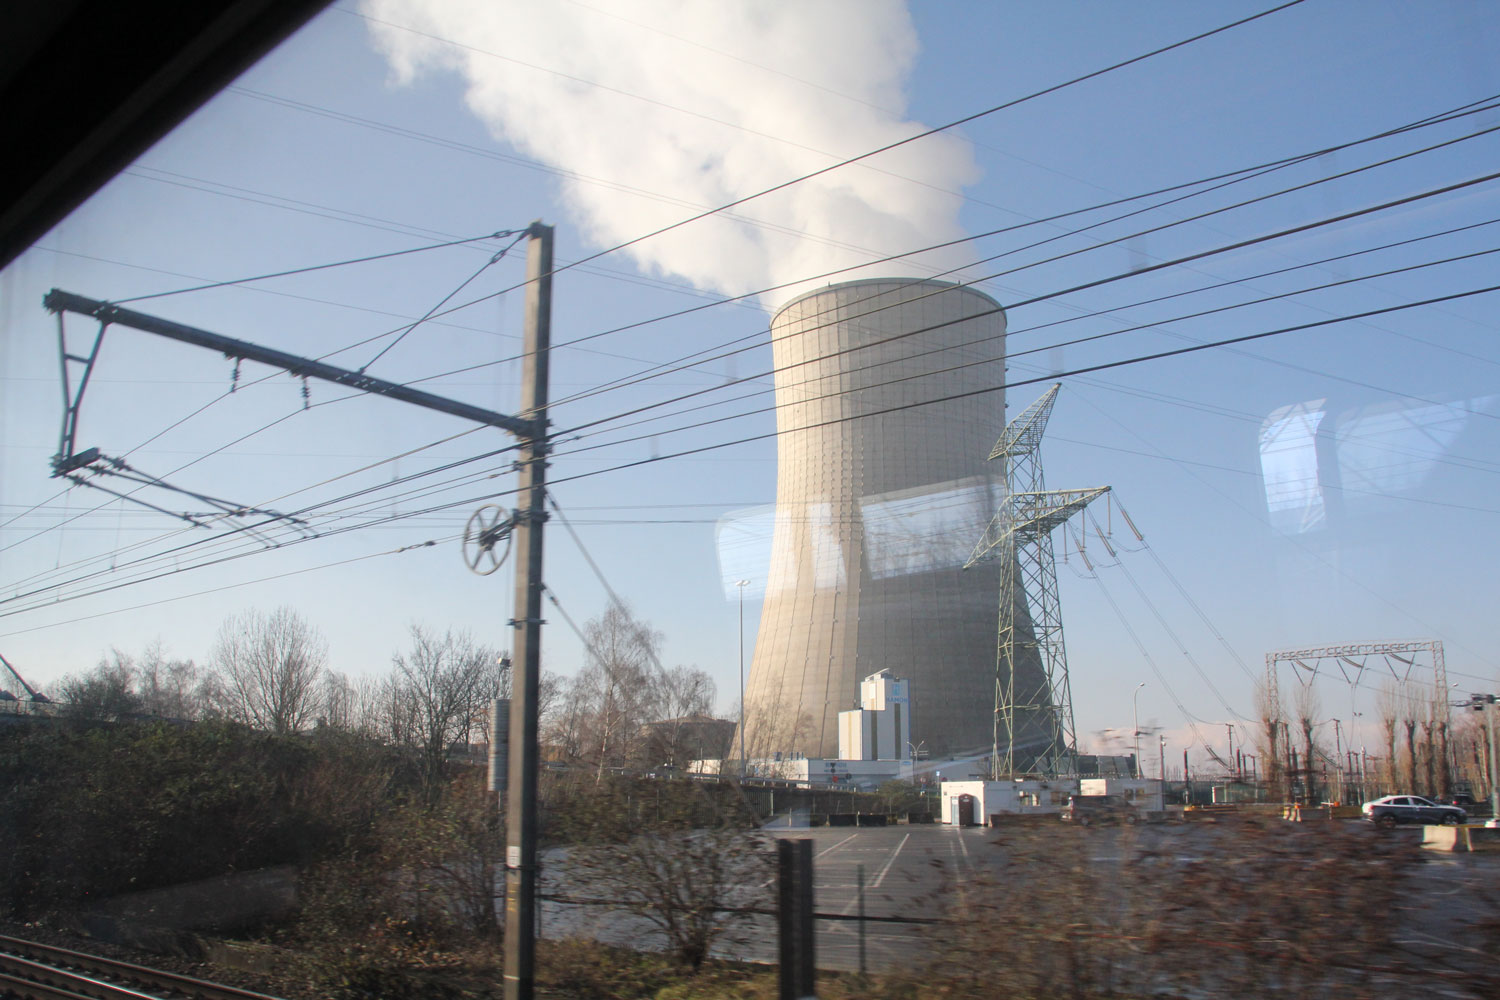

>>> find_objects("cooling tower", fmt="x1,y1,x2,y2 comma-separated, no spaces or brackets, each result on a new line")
743,278,1023,760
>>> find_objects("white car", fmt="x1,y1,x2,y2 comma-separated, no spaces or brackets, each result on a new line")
1361,794,1466,827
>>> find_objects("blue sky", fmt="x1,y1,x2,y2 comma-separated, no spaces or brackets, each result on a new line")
3,0,1499,766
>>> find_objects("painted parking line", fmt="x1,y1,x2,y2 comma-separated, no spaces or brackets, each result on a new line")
760,830,862,888
816,832,860,859
870,832,910,889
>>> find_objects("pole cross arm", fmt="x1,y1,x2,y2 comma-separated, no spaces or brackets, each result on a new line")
964,486,1111,568
44,289,542,439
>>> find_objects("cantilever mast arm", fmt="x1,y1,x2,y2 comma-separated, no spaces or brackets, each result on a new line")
0,651,40,698
44,290,541,439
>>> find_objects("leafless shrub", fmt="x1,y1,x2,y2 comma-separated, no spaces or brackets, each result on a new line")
556,780,773,971
894,819,1446,1000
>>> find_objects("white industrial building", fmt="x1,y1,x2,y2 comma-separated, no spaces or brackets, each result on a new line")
837,671,912,761
940,776,1165,825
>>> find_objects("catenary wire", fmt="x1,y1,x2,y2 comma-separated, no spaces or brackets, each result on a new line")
8,89,1488,611
13,271,1499,610
8,197,1488,602
360,230,529,372
113,229,518,304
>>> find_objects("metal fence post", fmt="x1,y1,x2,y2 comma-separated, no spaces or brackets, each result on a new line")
856,862,867,977
778,838,816,1000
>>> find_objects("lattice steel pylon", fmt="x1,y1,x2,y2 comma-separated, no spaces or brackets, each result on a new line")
965,385,1110,778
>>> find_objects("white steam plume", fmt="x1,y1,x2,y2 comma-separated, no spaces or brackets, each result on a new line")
362,0,979,311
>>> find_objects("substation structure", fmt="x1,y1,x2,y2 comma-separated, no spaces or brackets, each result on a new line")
1265,639,1452,801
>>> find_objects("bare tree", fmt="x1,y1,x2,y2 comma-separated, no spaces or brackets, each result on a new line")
1400,682,1421,793
562,783,772,970
210,606,327,734
1375,681,1401,794
319,669,370,732
385,625,498,795
572,603,664,779
1293,681,1321,802
133,639,207,719
647,665,717,768
739,692,815,776
1254,679,1285,802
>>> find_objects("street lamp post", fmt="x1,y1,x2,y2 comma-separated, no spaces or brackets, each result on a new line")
1159,735,1166,803
1132,682,1146,779
736,579,749,777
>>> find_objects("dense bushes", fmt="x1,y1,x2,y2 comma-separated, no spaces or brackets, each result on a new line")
0,719,414,917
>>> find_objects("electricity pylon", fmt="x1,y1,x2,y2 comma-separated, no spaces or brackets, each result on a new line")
966,384,1109,778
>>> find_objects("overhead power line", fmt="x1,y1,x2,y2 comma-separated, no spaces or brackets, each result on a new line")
481,116,1500,420
537,0,1309,280
113,229,519,304
542,282,1500,476
549,243,1500,452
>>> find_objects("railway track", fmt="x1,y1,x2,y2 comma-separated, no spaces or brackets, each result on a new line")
0,935,286,1000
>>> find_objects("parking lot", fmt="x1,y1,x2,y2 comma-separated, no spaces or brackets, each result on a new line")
541,819,1500,978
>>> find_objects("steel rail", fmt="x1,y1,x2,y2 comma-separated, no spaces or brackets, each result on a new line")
0,935,286,1000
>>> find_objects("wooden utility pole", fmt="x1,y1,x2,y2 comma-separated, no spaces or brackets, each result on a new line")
504,221,552,1000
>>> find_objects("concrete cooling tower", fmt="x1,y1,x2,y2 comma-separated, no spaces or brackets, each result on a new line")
742,278,1027,760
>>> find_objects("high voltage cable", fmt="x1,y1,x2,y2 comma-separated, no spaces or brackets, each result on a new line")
35,46,1479,557
7,122,1334,563
545,165,1500,440
548,246,1500,456
541,208,1500,442
550,118,1500,417
113,229,519,304
528,120,1500,434
546,179,1500,449
12,277,1498,611
8,221,1488,599
1083,564,1222,752
412,88,1500,399
116,82,1475,465
542,92,1500,358
991,215,1500,344
540,283,1500,477
326,0,1312,348
8,0,1428,629
1068,385,1500,672
14,52,1500,611
1086,511,1246,718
